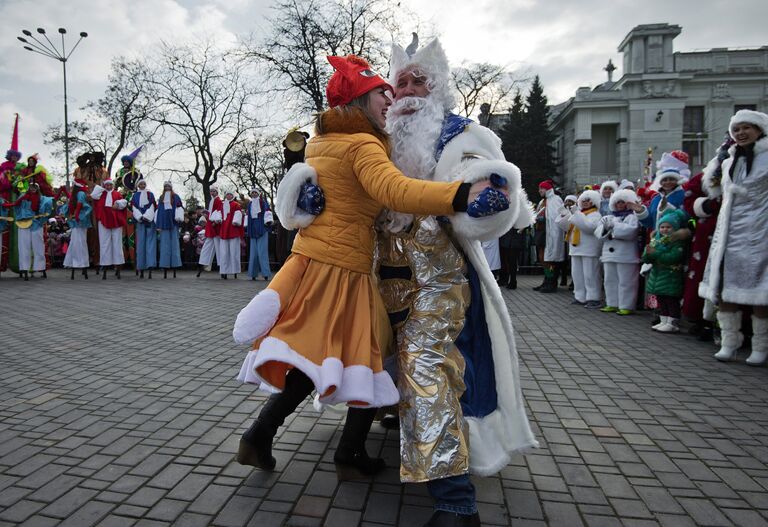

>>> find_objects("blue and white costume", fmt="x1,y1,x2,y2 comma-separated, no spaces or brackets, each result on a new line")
131,184,157,271
63,182,93,269
245,192,273,280
155,186,183,270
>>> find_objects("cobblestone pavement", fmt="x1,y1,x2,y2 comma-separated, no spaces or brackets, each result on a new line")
1,270,767,527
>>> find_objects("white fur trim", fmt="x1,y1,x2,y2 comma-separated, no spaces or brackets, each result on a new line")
232,288,281,344
389,37,455,111
210,210,222,223
264,210,274,225
729,109,768,137
174,206,184,223
132,207,143,223
693,197,711,218
275,163,318,230
114,199,128,210
701,155,724,199
91,185,105,200
609,189,638,211
237,336,400,407
143,206,155,223
457,239,539,476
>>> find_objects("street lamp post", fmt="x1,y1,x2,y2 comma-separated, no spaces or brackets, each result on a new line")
17,27,87,187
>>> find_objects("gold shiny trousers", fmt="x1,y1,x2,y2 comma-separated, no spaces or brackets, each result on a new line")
376,216,471,483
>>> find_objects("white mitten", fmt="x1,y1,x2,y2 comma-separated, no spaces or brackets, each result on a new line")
232,289,281,345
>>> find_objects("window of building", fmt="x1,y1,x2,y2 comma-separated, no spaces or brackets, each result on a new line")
683,106,706,169
734,104,757,112
590,124,617,176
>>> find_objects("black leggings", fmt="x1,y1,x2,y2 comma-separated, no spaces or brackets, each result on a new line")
657,295,681,318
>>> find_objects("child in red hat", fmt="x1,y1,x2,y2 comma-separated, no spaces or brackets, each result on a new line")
233,55,511,479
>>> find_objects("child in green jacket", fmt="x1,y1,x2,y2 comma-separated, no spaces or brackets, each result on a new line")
642,208,689,333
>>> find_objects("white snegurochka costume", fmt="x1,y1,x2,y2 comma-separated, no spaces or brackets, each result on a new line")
594,189,640,311
699,109,768,365
556,190,603,304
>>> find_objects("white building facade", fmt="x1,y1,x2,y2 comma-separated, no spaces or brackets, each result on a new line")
549,23,768,191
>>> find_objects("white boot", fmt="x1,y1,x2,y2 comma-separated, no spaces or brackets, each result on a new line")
658,317,680,333
746,316,768,366
652,316,668,331
714,311,743,361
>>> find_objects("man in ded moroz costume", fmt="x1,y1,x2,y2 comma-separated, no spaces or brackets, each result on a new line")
377,35,537,526
91,179,128,278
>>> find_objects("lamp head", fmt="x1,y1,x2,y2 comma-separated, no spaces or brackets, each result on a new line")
36,28,46,34
79,32,88,38
58,28,67,34
17,37,27,43
22,29,32,36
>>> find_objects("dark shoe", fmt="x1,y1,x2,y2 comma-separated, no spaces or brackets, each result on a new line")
71,269,75,280
584,300,602,309
23,271,29,281
148,269,152,279
83,269,88,280
571,299,586,305
164,269,168,279
237,428,277,471
102,271,107,280
196,265,203,278
140,270,144,278
423,510,481,527
651,316,661,327
379,414,400,430
697,326,714,342
116,269,121,279
539,277,557,293
173,270,176,278
42,270,47,279
334,448,386,480
507,281,517,290
221,274,228,280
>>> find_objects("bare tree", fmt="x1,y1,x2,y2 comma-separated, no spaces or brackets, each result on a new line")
245,0,407,114
225,134,285,205
452,62,531,118
149,42,264,204
44,57,159,175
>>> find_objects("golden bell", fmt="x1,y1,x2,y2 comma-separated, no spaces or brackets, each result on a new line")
284,130,307,152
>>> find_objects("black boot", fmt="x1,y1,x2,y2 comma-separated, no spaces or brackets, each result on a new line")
423,511,481,527
140,270,144,279
116,267,121,279
173,269,176,278
196,264,204,278
148,269,152,279
102,269,107,280
539,276,558,293
334,407,385,480
83,269,88,280
71,269,75,280
22,271,29,281
238,369,314,470
42,270,47,279
532,275,546,291
164,269,168,279
221,274,228,279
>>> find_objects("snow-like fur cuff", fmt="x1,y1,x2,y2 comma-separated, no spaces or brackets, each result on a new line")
693,197,711,218
232,288,281,345
701,155,724,199
143,207,155,223
450,159,533,241
114,199,128,210
276,163,318,230
237,337,400,407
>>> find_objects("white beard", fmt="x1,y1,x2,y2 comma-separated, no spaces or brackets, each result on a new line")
386,96,445,181
379,96,445,233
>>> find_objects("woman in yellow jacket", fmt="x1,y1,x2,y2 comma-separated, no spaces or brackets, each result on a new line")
233,55,506,478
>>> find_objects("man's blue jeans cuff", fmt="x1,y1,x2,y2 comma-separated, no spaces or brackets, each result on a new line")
434,503,478,515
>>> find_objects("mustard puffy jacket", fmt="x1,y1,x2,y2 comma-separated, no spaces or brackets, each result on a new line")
291,109,462,274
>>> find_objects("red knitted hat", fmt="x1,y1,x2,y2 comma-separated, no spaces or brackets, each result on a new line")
538,179,554,190
326,55,393,108
670,150,689,165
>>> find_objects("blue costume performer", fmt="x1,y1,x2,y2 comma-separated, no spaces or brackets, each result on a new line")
130,179,157,278
155,181,183,278
2,182,53,280
245,189,273,281
63,178,93,279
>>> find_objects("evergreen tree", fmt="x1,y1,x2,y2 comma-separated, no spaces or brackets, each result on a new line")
500,76,559,200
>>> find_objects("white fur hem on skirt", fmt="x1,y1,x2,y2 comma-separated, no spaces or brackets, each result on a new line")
237,336,400,408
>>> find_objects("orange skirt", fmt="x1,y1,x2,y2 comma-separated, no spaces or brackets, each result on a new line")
237,253,397,407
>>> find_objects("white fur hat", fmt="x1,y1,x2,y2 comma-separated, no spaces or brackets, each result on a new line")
564,194,578,204
729,109,768,137
578,190,601,209
618,179,635,190
609,189,638,211
389,35,455,110
600,180,618,194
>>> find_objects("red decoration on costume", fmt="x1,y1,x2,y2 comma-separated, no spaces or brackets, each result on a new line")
219,200,244,240
538,180,554,191
326,55,393,108
670,150,689,165
205,196,223,238
94,190,127,228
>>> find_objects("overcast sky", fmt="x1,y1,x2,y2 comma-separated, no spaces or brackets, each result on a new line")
0,0,765,188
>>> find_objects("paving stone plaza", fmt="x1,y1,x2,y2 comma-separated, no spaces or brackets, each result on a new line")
1,270,767,527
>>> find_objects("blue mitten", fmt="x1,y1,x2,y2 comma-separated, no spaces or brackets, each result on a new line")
467,187,510,218
297,180,325,215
